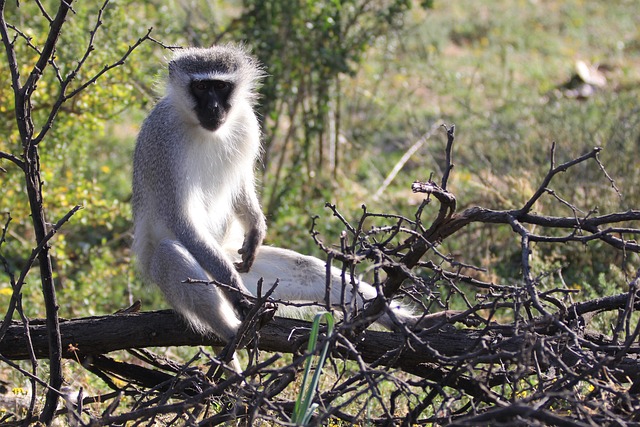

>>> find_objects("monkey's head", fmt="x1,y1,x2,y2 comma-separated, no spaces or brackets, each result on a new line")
167,45,264,132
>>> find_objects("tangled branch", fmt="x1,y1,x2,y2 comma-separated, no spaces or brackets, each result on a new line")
2,125,639,425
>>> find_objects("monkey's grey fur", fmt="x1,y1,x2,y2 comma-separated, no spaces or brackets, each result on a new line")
132,45,433,346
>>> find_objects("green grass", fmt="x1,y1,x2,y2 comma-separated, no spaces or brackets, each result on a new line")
1,0,639,423
326,0,640,288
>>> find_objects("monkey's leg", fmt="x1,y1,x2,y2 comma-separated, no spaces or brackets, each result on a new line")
151,239,243,341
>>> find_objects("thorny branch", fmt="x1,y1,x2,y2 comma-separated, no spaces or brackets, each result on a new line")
0,4,639,425
0,1,156,424
0,1,78,422
5,126,638,426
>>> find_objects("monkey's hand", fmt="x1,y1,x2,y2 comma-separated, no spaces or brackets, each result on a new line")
235,226,265,273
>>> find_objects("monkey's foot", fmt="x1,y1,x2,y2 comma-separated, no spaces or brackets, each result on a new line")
234,299,277,349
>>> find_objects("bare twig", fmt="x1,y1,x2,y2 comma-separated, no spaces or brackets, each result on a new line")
519,144,602,215
440,123,455,190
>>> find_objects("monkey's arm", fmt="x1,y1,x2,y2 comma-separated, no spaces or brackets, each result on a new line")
163,203,252,301
179,231,254,315
233,179,267,273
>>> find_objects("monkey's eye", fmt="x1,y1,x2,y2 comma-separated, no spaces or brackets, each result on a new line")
213,81,228,91
192,81,209,91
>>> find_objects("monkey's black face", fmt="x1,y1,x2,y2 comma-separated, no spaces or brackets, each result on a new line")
190,79,234,131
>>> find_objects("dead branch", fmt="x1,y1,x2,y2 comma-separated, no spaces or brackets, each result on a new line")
2,295,639,374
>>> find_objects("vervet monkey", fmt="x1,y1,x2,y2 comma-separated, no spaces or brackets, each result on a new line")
132,45,432,345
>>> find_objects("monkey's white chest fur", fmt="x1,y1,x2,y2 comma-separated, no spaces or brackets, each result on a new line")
180,131,254,243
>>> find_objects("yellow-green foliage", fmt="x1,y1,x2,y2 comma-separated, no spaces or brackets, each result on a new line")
0,1,160,319
1,1,639,424
0,0,638,335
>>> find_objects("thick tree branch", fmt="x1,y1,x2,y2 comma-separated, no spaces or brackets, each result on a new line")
1,300,638,382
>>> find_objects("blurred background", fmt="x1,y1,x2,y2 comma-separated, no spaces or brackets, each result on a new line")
1,0,639,323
